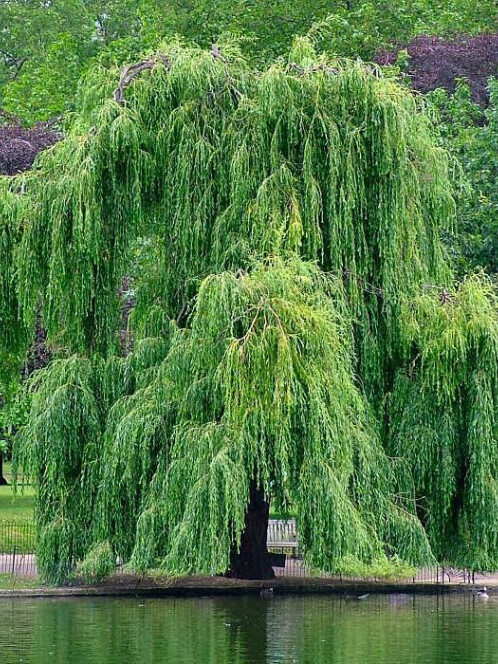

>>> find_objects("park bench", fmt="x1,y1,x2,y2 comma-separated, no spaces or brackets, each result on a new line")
267,519,299,560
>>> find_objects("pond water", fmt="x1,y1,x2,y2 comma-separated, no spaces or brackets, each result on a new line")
0,593,496,663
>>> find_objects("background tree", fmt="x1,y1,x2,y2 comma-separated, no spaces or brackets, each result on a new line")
377,34,498,276
309,1,498,60
0,0,342,122
0,117,58,484
425,80,498,276
377,34,498,106
0,0,105,122
0,118,61,174
3,0,498,123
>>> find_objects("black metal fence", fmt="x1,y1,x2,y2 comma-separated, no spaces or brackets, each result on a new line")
0,518,492,584
0,520,37,577
266,520,488,585
0,520,36,553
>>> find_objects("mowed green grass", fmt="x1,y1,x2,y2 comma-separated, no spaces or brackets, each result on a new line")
0,463,35,522
0,463,36,552
0,485,35,521
0,574,39,589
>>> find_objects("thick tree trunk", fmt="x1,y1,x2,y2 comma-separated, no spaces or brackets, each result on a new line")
0,454,8,485
228,481,275,580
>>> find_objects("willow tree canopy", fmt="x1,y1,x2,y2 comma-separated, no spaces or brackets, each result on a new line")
2,39,498,582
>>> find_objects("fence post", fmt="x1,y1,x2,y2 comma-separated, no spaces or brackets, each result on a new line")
11,544,16,576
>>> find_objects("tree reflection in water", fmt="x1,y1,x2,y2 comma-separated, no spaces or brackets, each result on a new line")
0,594,497,663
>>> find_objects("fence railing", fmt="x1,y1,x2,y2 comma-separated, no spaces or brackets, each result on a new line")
0,518,491,584
266,519,491,584
0,520,36,554
0,520,37,577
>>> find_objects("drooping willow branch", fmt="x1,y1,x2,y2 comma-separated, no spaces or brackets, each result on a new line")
113,45,231,104
113,55,171,104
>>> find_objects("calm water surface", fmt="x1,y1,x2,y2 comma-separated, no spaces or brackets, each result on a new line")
0,593,496,663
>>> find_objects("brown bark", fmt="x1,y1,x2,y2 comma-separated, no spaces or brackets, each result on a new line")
228,481,275,580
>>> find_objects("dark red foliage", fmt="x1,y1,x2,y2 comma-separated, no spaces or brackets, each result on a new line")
377,34,498,105
0,118,61,175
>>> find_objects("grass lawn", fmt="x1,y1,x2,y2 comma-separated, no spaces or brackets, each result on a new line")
0,485,35,522
0,463,36,552
0,574,39,590
0,491,36,550
0,463,35,522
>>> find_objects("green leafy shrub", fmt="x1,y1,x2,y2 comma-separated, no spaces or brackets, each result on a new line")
312,555,417,581
78,541,115,584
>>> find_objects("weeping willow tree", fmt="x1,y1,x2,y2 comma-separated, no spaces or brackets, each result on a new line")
2,38,498,582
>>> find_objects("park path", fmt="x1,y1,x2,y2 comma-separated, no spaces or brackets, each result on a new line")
0,553,37,577
2,553,498,587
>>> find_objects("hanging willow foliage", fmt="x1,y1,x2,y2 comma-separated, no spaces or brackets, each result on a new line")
390,276,498,571
0,179,30,384
15,258,433,582
4,39,498,581
2,39,453,374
